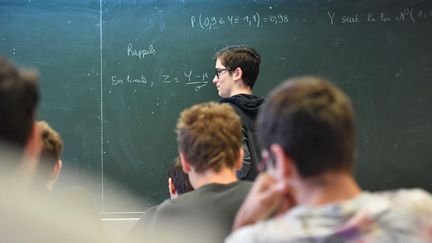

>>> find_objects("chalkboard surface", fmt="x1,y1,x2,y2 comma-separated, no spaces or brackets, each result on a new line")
1,0,431,213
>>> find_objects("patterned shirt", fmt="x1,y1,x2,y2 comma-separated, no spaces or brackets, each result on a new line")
226,189,432,243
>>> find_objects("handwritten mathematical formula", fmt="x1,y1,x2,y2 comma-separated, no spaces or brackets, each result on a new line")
110,43,210,91
190,12,289,30
327,8,432,24
190,7,431,31
111,71,210,92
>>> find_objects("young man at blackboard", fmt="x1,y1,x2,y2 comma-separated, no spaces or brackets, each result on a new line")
213,45,264,181
149,102,252,243
226,77,432,243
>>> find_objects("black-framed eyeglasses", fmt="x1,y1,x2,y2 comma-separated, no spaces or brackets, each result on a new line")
214,68,230,79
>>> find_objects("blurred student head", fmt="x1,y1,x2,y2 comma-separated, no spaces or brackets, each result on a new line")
0,56,40,183
0,57,39,151
258,76,356,180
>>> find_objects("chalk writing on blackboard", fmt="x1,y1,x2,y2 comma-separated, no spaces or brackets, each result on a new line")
127,43,156,60
111,70,210,91
327,8,432,25
191,8,432,29
111,75,152,86
190,12,289,30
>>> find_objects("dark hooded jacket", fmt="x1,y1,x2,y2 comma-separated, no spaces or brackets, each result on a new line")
220,94,264,181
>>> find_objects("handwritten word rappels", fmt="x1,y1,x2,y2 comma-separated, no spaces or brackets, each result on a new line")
127,43,156,59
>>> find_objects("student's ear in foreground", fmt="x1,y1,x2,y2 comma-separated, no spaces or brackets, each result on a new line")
270,143,297,179
168,177,177,199
46,159,62,191
50,159,62,181
179,152,191,173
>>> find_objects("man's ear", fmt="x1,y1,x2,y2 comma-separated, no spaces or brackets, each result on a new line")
270,144,296,179
179,152,191,173
46,159,62,191
50,159,62,181
233,67,243,82
235,148,244,170
168,177,177,199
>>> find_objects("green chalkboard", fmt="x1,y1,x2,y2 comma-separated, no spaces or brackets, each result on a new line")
1,0,431,213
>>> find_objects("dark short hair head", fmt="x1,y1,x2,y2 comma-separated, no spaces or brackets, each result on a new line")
176,102,243,173
167,156,194,195
215,45,261,89
0,57,39,149
258,76,356,178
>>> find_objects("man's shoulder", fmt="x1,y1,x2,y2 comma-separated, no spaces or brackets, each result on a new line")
231,180,254,190
375,188,432,213
220,93,263,102
204,181,253,196
156,191,197,214
157,181,253,215
153,183,253,241
226,216,284,243
227,189,432,243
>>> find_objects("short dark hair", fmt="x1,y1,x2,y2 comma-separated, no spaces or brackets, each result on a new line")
167,157,193,195
258,76,356,178
176,102,242,173
215,45,261,89
0,57,39,150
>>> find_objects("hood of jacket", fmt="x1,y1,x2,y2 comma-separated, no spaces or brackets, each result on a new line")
219,94,264,120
